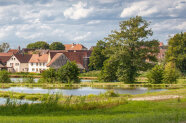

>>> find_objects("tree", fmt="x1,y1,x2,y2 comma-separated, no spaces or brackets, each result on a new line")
49,42,65,50
163,62,179,84
165,32,186,74
147,64,164,84
27,41,49,49
57,61,80,83
101,16,159,83
89,40,107,70
0,70,11,83
40,68,57,83
0,42,10,52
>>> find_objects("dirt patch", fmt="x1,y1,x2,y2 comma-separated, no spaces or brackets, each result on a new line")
130,95,181,101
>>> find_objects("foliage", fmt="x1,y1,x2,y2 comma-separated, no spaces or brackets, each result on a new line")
27,41,49,49
49,42,65,50
163,62,179,84
58,61,80,83
79,70,100,77
0,42,10,52
89,40,107,70
40,68,57,83
147,64,164,84
23,76,35,83
100,16,159,83
0,70,11,83
165,32,186,74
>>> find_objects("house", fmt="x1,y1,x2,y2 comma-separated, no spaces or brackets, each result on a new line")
6,54,32,72
0,52,13,70
157,42,167,62
64,43,88,50
28,54,49,73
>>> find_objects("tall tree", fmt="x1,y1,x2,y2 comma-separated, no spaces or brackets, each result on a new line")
49,42,65,50
27,41,49,49
89,40,107,70
101,16,159,83
165,32,186,74
0,42,10,52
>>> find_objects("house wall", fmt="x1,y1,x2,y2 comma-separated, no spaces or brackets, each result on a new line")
49,54,69,69
20,63,29,72
6,56,21,72
28,62,48,73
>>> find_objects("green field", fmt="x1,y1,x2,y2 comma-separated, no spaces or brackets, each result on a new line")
0,88,185,123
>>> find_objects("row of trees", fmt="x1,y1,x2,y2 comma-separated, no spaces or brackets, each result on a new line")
39,61,80,83
27,41,65,50
89,16,185,83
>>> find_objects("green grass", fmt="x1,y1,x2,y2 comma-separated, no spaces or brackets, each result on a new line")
79,70,101,77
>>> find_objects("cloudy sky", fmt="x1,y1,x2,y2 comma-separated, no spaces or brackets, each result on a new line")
0,0,185,49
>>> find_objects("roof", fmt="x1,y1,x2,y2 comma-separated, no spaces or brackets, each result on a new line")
7,49,19,54
64,44,87,50
29,54,48,63
47,53,63,66
0,52,13,56
14,54,32,63
0,56,11,64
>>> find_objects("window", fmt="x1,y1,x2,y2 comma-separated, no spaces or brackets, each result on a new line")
15,63,19,66
10,63,13,66
43,63,45,66
32,68,35,71
31,63,33,66
36,63,38,66
12,58,13,60
36,68,38,72
40,63,42,66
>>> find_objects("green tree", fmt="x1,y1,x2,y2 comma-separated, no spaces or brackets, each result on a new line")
89,40,107,70
101,16,159,83
165,32,186,74
40,68,57,83
27,41,49,49
57,61,80,83
0,42,10,52
49,42,65,50
163,62,179,84
0,70,11,83
147,64,164,84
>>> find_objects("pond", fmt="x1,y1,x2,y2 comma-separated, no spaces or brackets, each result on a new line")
10,78,93,83
0,87,167,96
0,97,41,105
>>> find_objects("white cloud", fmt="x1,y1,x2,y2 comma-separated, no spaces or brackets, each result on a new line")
87,20,101,25
64,2,94,20
120,0,186,18
74,32,91,40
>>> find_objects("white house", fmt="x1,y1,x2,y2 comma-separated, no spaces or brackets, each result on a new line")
6,54,32,72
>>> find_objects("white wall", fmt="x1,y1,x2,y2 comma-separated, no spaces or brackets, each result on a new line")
28,62,48,73
6,56,21,72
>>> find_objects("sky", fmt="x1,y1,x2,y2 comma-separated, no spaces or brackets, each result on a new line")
0,0,185,49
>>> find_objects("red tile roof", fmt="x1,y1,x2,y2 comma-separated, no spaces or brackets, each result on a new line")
0,52,13,56
29,54,48,63
14,54,32,63
0,53,13,64
64,44,87,50
7,49,19,54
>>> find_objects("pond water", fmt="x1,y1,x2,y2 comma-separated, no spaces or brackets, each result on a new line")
0,97,41,105
10,78,93,83
0,87,167,96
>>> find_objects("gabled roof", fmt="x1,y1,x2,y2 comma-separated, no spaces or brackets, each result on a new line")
0,56,11,64
0,52,13,56
29,54,48,63
47,53,63,67
13,54,32,63
64,44,87,50
7,49,19,54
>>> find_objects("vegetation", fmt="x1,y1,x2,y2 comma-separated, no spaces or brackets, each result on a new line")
58,61,80,83
163,62,180,84
89,40,107,70
39,68,57,83
99,16,159,83
79,70,100,77
147,64,164,84
0,70,11,83
49,42,65,50
27,41,49,49
0,42,10,52
165,32,186,74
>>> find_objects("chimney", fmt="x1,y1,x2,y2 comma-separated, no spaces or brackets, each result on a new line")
18,46,21,50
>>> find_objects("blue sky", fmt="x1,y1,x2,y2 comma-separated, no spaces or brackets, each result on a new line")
0,0,185,49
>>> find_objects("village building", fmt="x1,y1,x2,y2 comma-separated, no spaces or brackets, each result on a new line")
64,43,88,50
28,54,49,73
6,54,32,72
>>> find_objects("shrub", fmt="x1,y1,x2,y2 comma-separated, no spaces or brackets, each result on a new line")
23,76,35,83
40,68,57,83
147,64,164,84
57,61,80,83
163,62,179,84
0,70,11,83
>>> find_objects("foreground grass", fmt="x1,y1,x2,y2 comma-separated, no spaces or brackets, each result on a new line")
0,88,185,123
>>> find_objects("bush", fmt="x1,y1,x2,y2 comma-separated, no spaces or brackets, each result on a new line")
163,62,179,84
147,64,164,84
0,70,11,83
23,76,35,83
40,68,57,83
57,61,80,83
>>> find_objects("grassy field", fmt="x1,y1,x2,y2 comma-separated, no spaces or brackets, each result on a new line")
0,88,185,123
